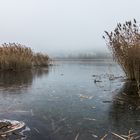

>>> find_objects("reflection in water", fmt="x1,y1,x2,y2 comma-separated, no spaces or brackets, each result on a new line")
32,67,50,78
0,68,49,91
109,81,140,132
0,61,139,140
0,70,33,87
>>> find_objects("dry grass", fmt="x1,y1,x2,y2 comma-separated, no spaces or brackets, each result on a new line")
33,53,49,67
103,19,140,94
111,130,140,140
100,130,140,140
0,43,33,70
0,43,50,71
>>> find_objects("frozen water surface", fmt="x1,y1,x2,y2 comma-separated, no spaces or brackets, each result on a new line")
0,61,139,140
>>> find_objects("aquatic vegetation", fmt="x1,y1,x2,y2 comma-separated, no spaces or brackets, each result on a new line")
0,43,50,71
103,19,140,95
33,52,49,66
75,133,79,140
111,130,140,140
79,94,93,100
100,130,140,140
100,134,108,140
0,119,25,138
0,43,33,70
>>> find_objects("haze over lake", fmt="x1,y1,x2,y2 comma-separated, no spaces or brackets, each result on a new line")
0,0,140,56
0,0,140,139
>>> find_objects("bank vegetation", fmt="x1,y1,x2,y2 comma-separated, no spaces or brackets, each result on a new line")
103,19,140,95
0,43,50,71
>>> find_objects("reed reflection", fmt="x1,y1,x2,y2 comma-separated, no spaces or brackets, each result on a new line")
0,68,49,91
108,81,140,132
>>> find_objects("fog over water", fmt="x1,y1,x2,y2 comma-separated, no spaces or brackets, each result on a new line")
0,0,140,56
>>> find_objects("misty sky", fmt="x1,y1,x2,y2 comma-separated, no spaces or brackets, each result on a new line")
0,0,140,56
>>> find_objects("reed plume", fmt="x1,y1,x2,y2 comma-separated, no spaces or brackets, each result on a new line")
0,43,33,70
103,19,140,95
0,43,50,71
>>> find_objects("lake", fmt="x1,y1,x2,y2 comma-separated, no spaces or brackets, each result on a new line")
0,60,140,140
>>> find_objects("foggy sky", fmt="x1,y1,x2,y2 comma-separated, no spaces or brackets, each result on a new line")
0,0,139,56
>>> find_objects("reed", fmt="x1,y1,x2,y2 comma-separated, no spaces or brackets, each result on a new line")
0,43,50,71
103,19,140,83
103,19,140,95
33,53,50,66
0,43,33,70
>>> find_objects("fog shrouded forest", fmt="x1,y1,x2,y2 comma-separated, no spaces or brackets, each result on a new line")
54,51,112,60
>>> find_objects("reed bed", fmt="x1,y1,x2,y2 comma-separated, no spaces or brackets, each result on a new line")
33,53,49,67
103,19,140,94
0,43,33,70
0,43,50,71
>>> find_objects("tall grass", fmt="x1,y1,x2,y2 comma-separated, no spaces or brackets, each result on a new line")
33,53,49,66
0,43,50,71
103,19,140,94
0,43,33,70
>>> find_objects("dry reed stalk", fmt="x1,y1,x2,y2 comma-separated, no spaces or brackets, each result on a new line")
0,43,33,70
100,134,108,140
103,19,140,95
0,43,50,71
112,130,139,140
33,53,49,67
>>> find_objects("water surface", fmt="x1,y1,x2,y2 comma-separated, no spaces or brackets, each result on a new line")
0,61,140,140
